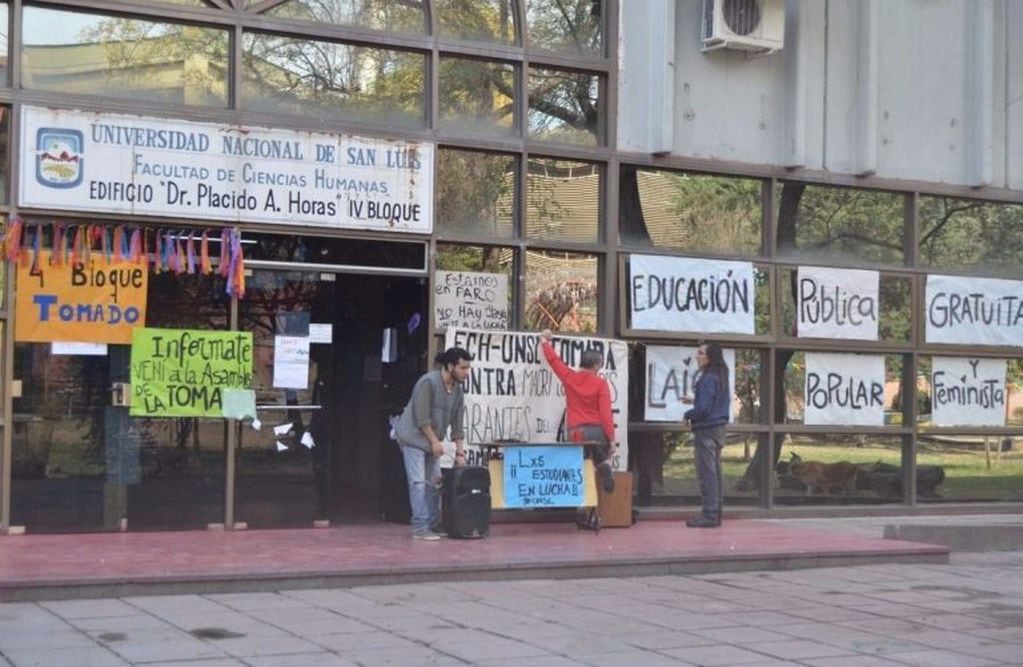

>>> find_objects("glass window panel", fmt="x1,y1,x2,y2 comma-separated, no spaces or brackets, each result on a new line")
527,67,602,146
242,32,425,128
435,0,516,43
266,0,426,33
525,158,600,242
10,267,230,533
0,105,9,203
654,428,763,508
620,168,762,256
778,270,911,343
21,7,228,107
237,270,331,528
437,149,515,238
0,2,8,87
438,57,515,136
780,352,907,426
917,432,1023,502
776,183,905,266
524,249,598,332
919,196,1023,274
525,0,603,55
775,434,904,505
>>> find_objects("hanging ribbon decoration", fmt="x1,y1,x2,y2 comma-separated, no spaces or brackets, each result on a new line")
0,221,247,293
2,216,24,263
200,231,212,275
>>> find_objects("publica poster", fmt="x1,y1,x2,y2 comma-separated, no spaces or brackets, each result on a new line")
130,327,253,418
444,329,629,470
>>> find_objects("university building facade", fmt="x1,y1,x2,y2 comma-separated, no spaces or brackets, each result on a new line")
0,0,1020,535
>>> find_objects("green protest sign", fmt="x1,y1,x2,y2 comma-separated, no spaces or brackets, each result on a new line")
130,328,253,417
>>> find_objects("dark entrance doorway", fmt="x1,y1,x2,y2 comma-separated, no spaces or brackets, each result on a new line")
236,269,427,528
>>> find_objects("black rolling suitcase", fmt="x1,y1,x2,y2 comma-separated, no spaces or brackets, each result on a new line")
441,466,491,538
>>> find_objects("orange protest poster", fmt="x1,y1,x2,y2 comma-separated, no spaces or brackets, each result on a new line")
15,252,148,344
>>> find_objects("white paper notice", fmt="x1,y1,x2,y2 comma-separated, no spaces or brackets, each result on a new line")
797,266,879,340
276,441,288,452
52,342,108,356
273,336,310,389
273,422,293,436
804,353,886,426
925,275,1023,347
301,431,315,449
309,324,333,344
932,357,1007,427
644,345,736,422
628,254,755,334
251,418,262,431
433,270,509,330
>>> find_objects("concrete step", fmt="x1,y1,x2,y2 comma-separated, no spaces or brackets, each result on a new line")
884,524,1023,551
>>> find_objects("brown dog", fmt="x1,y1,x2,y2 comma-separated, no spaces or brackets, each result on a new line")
788,452,859,495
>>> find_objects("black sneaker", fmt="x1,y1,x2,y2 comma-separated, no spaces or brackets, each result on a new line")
598,462,615,493
685,516,721,528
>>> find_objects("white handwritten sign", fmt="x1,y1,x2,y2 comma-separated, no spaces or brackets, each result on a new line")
926,275,1023,347
804,353,885,426
931,357,1007,426
644,345,736,422
798,267,878,340
433,271,509,331
444,329,629,470
628,254,755,334
20,106,433,233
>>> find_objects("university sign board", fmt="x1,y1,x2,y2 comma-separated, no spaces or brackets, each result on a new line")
19,106,434,233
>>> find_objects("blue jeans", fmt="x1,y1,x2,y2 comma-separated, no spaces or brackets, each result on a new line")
401,444,442,533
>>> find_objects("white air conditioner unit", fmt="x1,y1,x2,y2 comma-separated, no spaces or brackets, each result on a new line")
701,0,785,55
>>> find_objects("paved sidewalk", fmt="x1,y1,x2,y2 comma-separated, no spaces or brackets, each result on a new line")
2,549,1021,666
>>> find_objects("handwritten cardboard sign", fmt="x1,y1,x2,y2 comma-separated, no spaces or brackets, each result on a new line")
644,345,736,422
503,445,584,507
797,266,878,340
130,327,253,417
434,270,509,331
925,275,1023,347
931,357,1007,426
445,329,629,470
15,251,148,344
628,254,755,334
804,352,885,426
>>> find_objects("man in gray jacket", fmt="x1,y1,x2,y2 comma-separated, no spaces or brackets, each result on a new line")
394,347,473,540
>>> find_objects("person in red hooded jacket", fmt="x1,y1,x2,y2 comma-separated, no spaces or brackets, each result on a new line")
540,329,617,493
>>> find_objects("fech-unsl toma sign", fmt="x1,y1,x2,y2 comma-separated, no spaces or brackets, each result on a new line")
20,106,434,233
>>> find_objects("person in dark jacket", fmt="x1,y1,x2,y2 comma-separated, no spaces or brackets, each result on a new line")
682,342,730,528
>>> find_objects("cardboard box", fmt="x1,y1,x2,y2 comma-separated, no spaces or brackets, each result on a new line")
597,472,634,528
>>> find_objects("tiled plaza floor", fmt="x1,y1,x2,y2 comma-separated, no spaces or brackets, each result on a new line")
1,550,1021,666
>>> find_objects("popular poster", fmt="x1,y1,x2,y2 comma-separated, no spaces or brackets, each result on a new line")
15,251,148,344
433,270,509,331
628,254,755,334
644,345,736,422
444,329,629,470
20,106,434,233
804,352,886,426
925,275,1023,347
130,328,253,417
931,357,1007,427
797,266,879,340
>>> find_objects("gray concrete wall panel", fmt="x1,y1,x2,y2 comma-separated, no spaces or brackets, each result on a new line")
619,0,1021,192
